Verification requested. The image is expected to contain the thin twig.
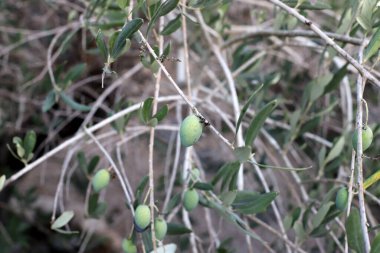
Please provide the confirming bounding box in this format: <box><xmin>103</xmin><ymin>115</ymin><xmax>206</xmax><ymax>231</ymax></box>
<box><xmin>259</xmin><ymin>0</ymin><xmax>380</xmax><ymax>88</ymax></box>
<box><xmin>354</xmin><ymin>42</ymin><xmax>371</xmax><ymax>252</ymax></box>
<box><xmin>223</xmin><ymin>28</ymin><xmax>362</xmax><ymax>48</ymax></box>
<box><xmin>4</xmin><ymin>95</ymin><xmax>182</xmax><ymax>188</ymax></box>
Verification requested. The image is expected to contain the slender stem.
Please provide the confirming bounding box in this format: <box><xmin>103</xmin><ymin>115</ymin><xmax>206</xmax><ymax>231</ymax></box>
<box><xmin>4</xmin><ymin>95</ymin><xmax>182</xmax><ymax>188</ymax></box>
<box><xmin>147</xmin><ymin>15</ymin><xmax>164</xmax><ymax>251</ymax></box>
<box><xmin>354</xmin><ymin>42</ymin><xmax>371</xmax><ymax>252</ymax></box>
<box><xmin>260</xmin><ymin>0</ymin><xmax>380</xmax><ymax>88</ymax></box>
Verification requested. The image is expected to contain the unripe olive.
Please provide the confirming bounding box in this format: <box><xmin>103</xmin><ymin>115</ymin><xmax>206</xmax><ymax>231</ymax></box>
<box><xmin>122</xmin><ymin>238</ymin><xmax>137</xmax><ymax>253</ymax></box>
<box><xmin>154</xmin><ymin>217</ymin><xmax>167</xmax><ymax>241</ymax></box>
<box><xmin>92</xmin><ymin>169</ymin><xmax>110</xmax><ymax>192</ymax></box>
<box><xmin>134</xmin><ymin>204</ymin><xmax>151</xmax><ymax>230</ymax></box>
<box><xmin>183</xmin><ymin>189</ymin><xmax>199</xmax><ymax>211</ymax></box>
<box><xmin>180</xmin><ymin>115</ymin><xmax>203</xmax><ymax>147</ymax></box>
<box><xmin>352</xmin><ymin>126</ymin><xmax>373</xmax><ymax>152</ymax></box>
<box><xmin>335</xmin><ymin>187</ymin><xmax>348</xmax><ymax>211</ymax></box>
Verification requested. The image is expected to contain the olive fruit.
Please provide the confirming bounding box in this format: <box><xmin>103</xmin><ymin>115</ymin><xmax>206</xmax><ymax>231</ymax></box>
<box><xmin>154</xmin><ymin>217</ymin><xmax>168</xmax><ymax>241</ymax></box>
<box><xmin>134</xmin><ymin>204</ymin><xmax>151</xmax><ymax>230</ymax></box>
<box><xmin>183</xmin><ymin>189</ymin><xmax>199</xmax><ymax>211</ymax></box>
<box><xmin>335</xmin><ymin>187</ymin><xmax>348</xmax><ymax>211</ymax></box>
<box><xmin>352</xmin><ymin>126</ymin><xmax>373</xmax><ymax>152</ymax></box>
<box><xmin>122</xmin><ymin>239</ymin><xmax>137</xmax><ymax>253</ymax></box>
<box><xmin>180</xmin><ymin>115</ymin><xmax>203</xmax><ymax>147</ymax></box>
<box><xmin>92</xmin><ymin>169</ymin><xmax>110</xmax><ymax>192</ymax></box>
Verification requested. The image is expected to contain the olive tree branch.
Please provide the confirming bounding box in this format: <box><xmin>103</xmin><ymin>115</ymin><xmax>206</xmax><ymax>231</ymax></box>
<box><xmin>257</xmin><ymin>0</ymin><xmax>380</xmax><ymax>88</ymax></box>
<box><xmin>354</xmin><ymin>42</ymin><xmax>371</xmax><ymax>252</ymax></box>
<box><xmin>223</xmin><ymin>28</ymin><xmax>362</xmax><ymax>48</ymax></box>
<box><xmin>3</xmin><ymin>95</ymin><xmax>182</xmax><ymax>188</ymax></box>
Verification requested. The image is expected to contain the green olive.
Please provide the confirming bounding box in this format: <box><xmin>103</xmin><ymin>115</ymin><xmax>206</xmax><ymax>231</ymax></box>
<box><xmin>122</xmin><ymin>239</ymin><xmax>137</xmax><ymax>253</ymax></box>
<box><xmin>352</xmin><ymin>126</ymin><xmax>373</xmax><ymax>152</ymax></box>
<box><xmin>335</xmin><ymin>187</ymin><xmax>348</xmax><ymax>211</ymax></box>
<box><xmin>183</xmin><ymin>189</ymin><xmax>199</xmax><ymax>211</ymax></box>
<box><xmin>134</xmin><ymin>204</ymin><xmax>151</xmax><ymax>230</ymax></box>
<box><xmin>154</xmin><ymin>217</ymin><xmax>167</xmax><ymax>241</ymax></box>
<box><xmin>180</xmin><ymin>115</ymin><xmax>203</xmax><ymax>147</ymax></box>
<box><xmin>92</xmin><ymin>169</ymin><xmax>110</xmax><ymax>192</ymax></box>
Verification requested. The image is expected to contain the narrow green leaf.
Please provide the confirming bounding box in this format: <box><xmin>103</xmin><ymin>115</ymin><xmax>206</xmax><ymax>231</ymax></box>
<box><xmin>60</xmin><ymin>92</ymin><xmax>91</xmax><ymax>112</ymax></box>
<box><xmin>356</xmin><ymin>0</ymin><xmax>377</xmax><ymax>31</ymax></box>
<box><xmin>220</xmin><ymin>165</ymin><xmax>239</xmax><ymax>192</ymax></box>
<box><xmin>87</xmin><ymin>156</ymin><xmax>100</xmax><ymax>175</ymax></box>
<box><xmin>220</xmin><ymin>191</ymin><xmax>237</xmax><ymax>206</ymax></box>
<box><xmin>233</xmin><ymin>146</ymin><xmax>252</xmax><ymax>163</ymax></box>
<box><xmin>167</xmin><ymin>223</ymin><xmax>192</xmax><ymax>235</ymax></box>
<box><xmin>23</xmin><ymin>130</ymin><xmax>36</xmax><ymax>157</ymax></box>
<box><xmin>147</xmin><ymin>0</ymin><xmax>179</xmax><ymax>36</ymax></box>
<box><xmin>309</xmin><ymin>74</ymin><xmax>333</xmax><ymax>104</ymax></box>
<box><xmin>364</xmin><ymin>28</ymin><xmax>380</xmax><ymax>62</ymax></box>
<box><xmin>193</xmin><ymin>182</ymin><xmax>213</xmax><ymax>191</ymax></box>
<box><xmin>236</xmin><ymin>84</ymin><xmax>264</xmax><ymax>136</ymax></box>
<box><xmin>135</xmin><ymin>175</ymin><xmax>149</xmax><ymax>202</ymax></box>
<box><xmin>110</xmin><ymin>18</ymin><xmax>143</xmax><ymax>60</ymax></box>
<box><xmin>164</xmin><ymin>193</ymin><xmax>181</xmax><ymax>214</ymax></box>
<box><xmin>141</xmin><ymin>97</ymin><xmax>154</xmax><ymax>123</ymax></box>
<box><xmin>244</xmin><ymin>100</ymin><xmax>277</xmax><ymax>147</ymax></box>
<box><xmin>63</xmin><ymin>63</ymin><xmax>87</xmax><ymax>86</ymax></box>
<box><xmin>42</xmin><ymin>90</ymin><xmax>56</xmax><ymax>112</ymax></box>
<box><xmin>232</xmin><ymin>191</ymin><xmax>278</xmax><ymax>214</ymax></box>
<box><xmin>96</xmin><ymin>30</ymin><xmax>108</xmax><ymax>61</ymax></box>
<box><xmin>157</xmin><ymin>0</ymin><xmax>180</xmax><ymax>17</ymax></box>
<box><xmin>148</xmin><ymin>118</ymin><xmax>158</xmax><ymax>127</ymax></box>
<box><xmin>153</xmin><ymin>104</ymin><xmax>168</xmax><ymax>122</ymax></box>
<box><xmin>311</xmin><ymin>201</ymin><xmax>334</xmax><ymax>229</ymax></box>
<box><xmin>283</xmin><ymin>207</ymin><xmax>301</xmax><ymax>230</ymax></box>
<box><xmin>51</xmin><ymin>211</ymin><xmax>74</xmax><ymax>229</ymax></box>
<box><xmin>160</xmin><ymin>14</ymin><xmax>182</xmax><ymax>35</ymax></box>
<box><xmin>371</xmin><ymin>233</ymin><xmax>380</xmax><ymax>253</ymax></box>
<box><xmin>77</xmin><ymin>152</ymin><xmax>87</xmax><ymax>172</ymax></box>
<box><xmin>346</xmin><ymin>207</ymin><xmax>365</xmax><ymax>253</ymax></box>
<box><xmin>211</xmin><ymin>162</ymin><xmax>240</xmax><ymax>186</ymax></box>
<box><xmin>15</xmin><ymin>143</ymin><xmax>25</xmax><ymax>158</ymax></box>
<box><xmin>324</xmin><ymin>136</ymin><xmax>345</xmax><ymax>165</ymax></box>
<box><xmin>0</xmin><ymin>175</ymin><xmax>6</xmax><ymax>192</ymax></box>
<box><xmin>88</xmin><ymin>193</ymin><xmax>100</xmax><ymax>217</ymax></box>
<box><xmin>161</xmin><ymin>42</ymin><xmax>171</xmax><ymax>61</ymax></box>
<box><xmin>323</xmin><ymin>63</ymin><xmax>348</xmax><ymax>95</ymax></box>
<box><xmin>364</xmin><ymin>170</ymin><xmax>380</xmax><ymax>190</ymax></box>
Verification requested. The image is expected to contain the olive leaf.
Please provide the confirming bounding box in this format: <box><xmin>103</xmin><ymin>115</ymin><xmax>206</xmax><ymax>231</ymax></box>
<box><xmin>160</xmin><ymin>14</ymin><xmax>182</xmax><ymax>35</ymax></box>
<box><xmin>164</xmin><ymin>193</ymin><xmax>181</xmax><ymax>214</ymax></box>
<box><xmin>245</xmin><ymin>99</ymin><xmax>277</xmax><ymax>147</ymax></box>
<box><xmin>364</xmin><ymin>28</ymin><xmax>380</xmax><ymax>62</ymax></box>
<box><xmin>236</xmin><ymin>84</ymin><xmax>263</xmax><ymax>136</ymax></box>
<box><xmin>51</xmin><ymin>211</ymin><xmax>74</xmax><ymax>230</ymax></box>
<box><xmin>42</xmin><ymin>90</ymin><xmax>56</xmax><ymax>112</ymax></box>
<box><xmin>167</xmin><ymin>223</ymin><xmax>192</xmax><ymax>235</ymax></box>
<box><xmin>60</xmin><ymin>92</ymin><xmax>91</xmax><ymax>112</ymax></box>
<box><xmin>110</xmin><ymin>18</ymin><xmax>143</xmax><ymax>60</ymax></box>
<box><xmin>346</xmin><ymin>207</ymin><xmax>365</xmax><ymax>253</ymax></box>
<box><xmin>96</xmin><ymin>30</ymin><xmax>108</xmax><ymax>61</ymax></box>
<box><xmin>231</xmin><ymin>191</ymin><xmax>278</xmax><ymax>214</ymax></box>
<box><xmin>147</xmin><ymin>0</ymin><xmax>180</xmax><ymax>35</ymax></box>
